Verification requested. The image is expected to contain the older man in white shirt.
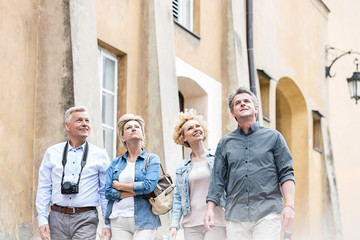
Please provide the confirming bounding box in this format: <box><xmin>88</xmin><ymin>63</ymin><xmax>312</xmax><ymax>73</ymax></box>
<box><xmin>36</xmin><ymin>106</ymin><xmax>111</xmax><ymax>240</ymax></box>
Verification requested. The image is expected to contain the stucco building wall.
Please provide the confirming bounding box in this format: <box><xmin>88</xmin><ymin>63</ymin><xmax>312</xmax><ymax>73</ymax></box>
<box><xmin>326</xmin><ymin>0</ymin><xmax>360</xmax><ymax>239</ymax></box>
<box><xmin>253</xmin><ymin>0</ymin><xmax>340</xmax><ymax>239</ymax></box>
<box><xmin>0</xmin><ymin>0</ymin><xmax>38</xmax><ymax>238</ymax></box>
<box><xmin>0</xmin><ymin>0</ymin><xmax>346</xmax><ymax>239</ymax></box>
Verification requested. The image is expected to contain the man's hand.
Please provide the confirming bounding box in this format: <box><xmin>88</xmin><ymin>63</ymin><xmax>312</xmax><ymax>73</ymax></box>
<box><xmin>170</xmin><ymin>227</ymin><xmax>177</xmax><ymax>239</ymax></box>
<box><xmin>101</xmin><ymin>228</ymin><xmax>112</xmax><ymax>240</ymax></box>
<box><xmin>281</xmin><ymin>180</ymin><xmax>295</xmax><ymax>228</ymax></box>
<box><xmin>281</xmin><ymin>205</ymin><xmax>295</xmax><ymax>228</ymax></box>
<box><xmin>39</xmin><ymin>224</ymin><xmax>50</xmax><ymax>240</ymax></box>
<box><xmin>204</xmin><ymin>201</ymin><xmax>216</xmax><ymax>231</ymax></box>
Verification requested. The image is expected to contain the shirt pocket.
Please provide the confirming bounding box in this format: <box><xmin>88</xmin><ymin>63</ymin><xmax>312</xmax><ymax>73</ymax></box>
<box><xmin>134</xmin><ymin>167</ymin><xmax>147</xmax><ymax>182</ymax></box>
<box><xmin>175</xmin><ymin>168</ymin><xmax>187</xmax><ymax>190</ymax></box>
<box><xmin>176</xmin><ymin>167</ymin><xmax>187</xmax><ymax>178</ymax></box>
<box><xmin>112</xmin><ymin>165</ymin><xmax>124</xmax><ymax>179</ymax></box>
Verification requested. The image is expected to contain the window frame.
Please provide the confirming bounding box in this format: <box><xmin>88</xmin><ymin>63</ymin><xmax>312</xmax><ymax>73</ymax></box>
<box><xmin>98</xmin><ymin>47</ymin><xmax>118</xmax><ymax>159</ymax></box>
<box><xmin>312</xmin><ymin>110</ymin><xmax>324</xmax><ymax>153</ymax></box>
<box><xmin>173</xmin><ymin>0</ymin><xmax>194</xmax><ymax>32</ymax></box>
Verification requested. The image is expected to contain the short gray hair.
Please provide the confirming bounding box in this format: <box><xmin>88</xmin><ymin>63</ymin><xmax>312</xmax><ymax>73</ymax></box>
<box><xmin>117</xmin><ymin>113</ymin><xmax>146</xmax><ymax>149</ymax></box>
<box><xmin>64</xmin><ymin>106</ymin><xmax>89</xmax><ymax>123</ymax></box>
<box><xmin>228</xmin><ymin>87</ymin><xmax>258</xmax><ymax>111</ymax></box>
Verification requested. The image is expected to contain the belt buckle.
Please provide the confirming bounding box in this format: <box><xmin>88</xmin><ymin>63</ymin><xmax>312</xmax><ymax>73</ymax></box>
<box><xmin>71</xmin><ymin>207</ymin><xmax>76</xmax><ymax>214</ymax></box>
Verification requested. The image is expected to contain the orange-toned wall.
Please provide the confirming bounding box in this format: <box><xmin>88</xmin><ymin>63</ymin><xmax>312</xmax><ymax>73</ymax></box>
<box><xmin>0</xmin><ymin>0</ymin><xmax>38</xmax><ymax>238</ymax></box>
<box><xmin>95</xmin><ymin>0</ymin><xmax>142</xmax><ymax>113</ymax></box>
<box><xmin>253</xmin><ymin>0</ymin><xmax>331</xmax><ymax>238</ymax></box>
<box><xmin>254</xmin><ymin>0</ymin><xmax>329</xmax><ymax>110</ymax></box>
<box><xmin>174</xmin><ymin>1</ymin><xmax>223</xmax><ymax>83</ymax></box>
<box><xmin>326</xmin><ymin>0</ymin><xmax>360</xmax><ymax>239</ymax></box>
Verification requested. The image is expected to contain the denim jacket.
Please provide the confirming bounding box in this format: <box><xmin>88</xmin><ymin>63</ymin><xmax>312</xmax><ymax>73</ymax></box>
<box><xmin>104</xmin><ymin>150</ymin><xmax>161</xmax><ymax>229</ymax></box>
<box><xmin>169</xmin><ymin>153</ymin><xmax>226</xmax><ymax>230</ymax></box>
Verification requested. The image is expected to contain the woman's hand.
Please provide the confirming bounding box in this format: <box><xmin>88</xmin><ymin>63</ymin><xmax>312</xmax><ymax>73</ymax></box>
<box><xmin>112</xmin><ymin>180</ymin><xmax>121</xmax><ymax>190</ymax></box>
<box><xmin>113</xmin><ymin>180</ymin><xmax>135</xmax><ymax>198</ymax></box>
<box><xmin>170</xmin><ymin>227</ymin><xmax>177</xmax><ymax>239</ymax></box>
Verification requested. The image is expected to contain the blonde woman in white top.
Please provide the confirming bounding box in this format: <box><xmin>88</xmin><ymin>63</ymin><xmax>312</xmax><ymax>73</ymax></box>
<box><xmin>105</xmin><ymin>114</ymin><xmax>161</xmax><ymax>239</ymax></box>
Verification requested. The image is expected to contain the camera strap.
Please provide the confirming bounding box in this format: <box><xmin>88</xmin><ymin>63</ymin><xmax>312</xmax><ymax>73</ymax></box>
<box><xmin>60</xmin><ymin>141</ymin><xmax>89</xmax><ymax>187</ymax></box>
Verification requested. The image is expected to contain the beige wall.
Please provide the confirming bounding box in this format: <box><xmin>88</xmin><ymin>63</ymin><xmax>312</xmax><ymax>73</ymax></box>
<box><xmin>34</xmin><ymin>1</ymin><xmax>80</xmax><ymax>239</ymax></box>
<box><xmin>0</xmin><ymin>0</ymin><xmax>82</xmax><ymax>238</ymax></box>
<box><xmin>253</xmin><ymin>0</ymin><xmax>333</xmax><ymax>239</ymax></box>
<box><xmin>0</xmin><ymin>0</ymin><xmax>38</xmax><ymax>237</ymax></box>
<box><xmin>326</xmin><ymin>0</ymin><xmax>360</xmax><ymax>239</ymax></box>
<box><xmin>254</xmin><ymin>0</ymin><xmax>329</xmax><ymax>109</ymax></box>
<box><xmin>95</xmin><ymin>0</ymin><xmax>142</xmax><ymax>113</ymax></box>
<box><xmin>174</xmin><ymin>1</ymin><xmax>223</xmax><ymax>82</ymax></box>
<box><xmin>1</xmin><ymin>0</ymin><xmax>350</xmax><ymax>239</ymax></box>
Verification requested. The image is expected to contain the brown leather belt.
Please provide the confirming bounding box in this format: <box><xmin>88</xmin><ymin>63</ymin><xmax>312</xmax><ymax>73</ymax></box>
<box><xmin>51</xmin><ymin>204</ymin><xmax>96</xmax><ymax>214</ymax></box>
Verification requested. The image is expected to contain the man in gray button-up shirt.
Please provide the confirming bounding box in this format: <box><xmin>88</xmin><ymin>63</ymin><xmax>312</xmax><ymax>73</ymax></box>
<box><xmin>204</xmin><ymin>87</ymin><xmax>295</xmax><ymax>240</ymax></box>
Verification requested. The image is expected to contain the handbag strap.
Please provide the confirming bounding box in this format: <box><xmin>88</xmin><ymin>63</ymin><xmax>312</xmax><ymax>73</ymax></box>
<box><xmin>145</xmin><ymin>153</ymin><xmax>167</xmax><ymax>176</ymax></box>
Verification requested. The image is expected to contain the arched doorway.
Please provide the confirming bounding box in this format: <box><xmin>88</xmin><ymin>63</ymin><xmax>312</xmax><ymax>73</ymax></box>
<box><xmin>175</xmin><ymin>58</ymin><xmax>222</xmax><ymax>153</ymax></box>
<box><xmin>276</xmin><ymin>77</ymin><xmax>308</xmax><ymax>237</ymax></box>
<box><xmin>178</xmin><ymin>76</ymin><xmax>208</xmax><ymax>119</ymax></box>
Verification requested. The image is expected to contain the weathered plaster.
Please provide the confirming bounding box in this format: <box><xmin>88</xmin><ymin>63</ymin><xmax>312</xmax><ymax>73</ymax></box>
<box><xmin>69</xmin><ymin>0</ymin><xmax>103</xmax><ymax>147</ymax></box>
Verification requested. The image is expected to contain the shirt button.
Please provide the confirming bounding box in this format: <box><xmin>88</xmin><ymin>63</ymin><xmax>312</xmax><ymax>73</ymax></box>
<box><xmin>245</xmin><ymin>147</ymin><xmax>248</xmax><ymax>149</ymax></box>
<box><xmin>246</xmin><ymin>190</ymin><xmax>248</xmax><ymax>192</ymax></box>
<box><xmin>245</xmin><ymin>161</ymin><xmax>248</xmax><ymax>163</ymax></box>
<box><xmin>245</xmin><ymin>175</ymin><xmax>248</xmax><ymax>177</ymax></box>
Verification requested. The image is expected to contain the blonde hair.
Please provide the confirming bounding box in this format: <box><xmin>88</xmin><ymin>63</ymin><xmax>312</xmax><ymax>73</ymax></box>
<box><xmin>173</xmin><ymin>109</ymin><xmax>208</xmax><ymax>148</ymax></box>
<box><xmin>117</xmin><ymin>113</ymin><xmax>145</xmax><ymax>149</ymax></box>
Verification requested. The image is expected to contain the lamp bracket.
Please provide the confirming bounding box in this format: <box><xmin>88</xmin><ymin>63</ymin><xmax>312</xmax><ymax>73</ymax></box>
<box><xmin>326</xmin><ymin>46</ymin><xmax>360</xmax><ymax>78</ymax></box>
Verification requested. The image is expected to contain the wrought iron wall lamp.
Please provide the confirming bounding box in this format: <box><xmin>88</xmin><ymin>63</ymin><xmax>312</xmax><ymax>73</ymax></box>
<box><xmin>326</xmin><ymin>46</ymin><xmax>360</xmax><ymax>104</ymax></box>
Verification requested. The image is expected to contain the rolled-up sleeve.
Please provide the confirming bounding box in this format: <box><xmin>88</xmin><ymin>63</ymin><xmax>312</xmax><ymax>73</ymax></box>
<box><xmin>133</xmin><ymin>154</ymin><xmax>160</xmax><ymax>195</ymax></box>
<box><xmin>97</xmin><ymin>151</ymin><xmax>110</xmax><ymax>228</ymax></box>
<box><xmin>274</xmin><ymin>134</ymin><xmax>295</xmax><ymax>185</ymax></box>
<box><xmin>169</xmin><ymin>172</ymin><xmax>183</xmax><ymax>230</ymax></box>
<box><xmin>206</xmin><ymin>140</ymin><xmax>227</xmax><ymax>206</ymax></box>
<box><xmin>105</xmin><ymin>161</ymin><xmax>121</xmax><ymax>201</ymax></box>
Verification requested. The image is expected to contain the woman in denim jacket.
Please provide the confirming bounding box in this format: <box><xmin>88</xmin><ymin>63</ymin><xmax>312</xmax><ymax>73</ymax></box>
<box><xmin>169</xmin><ymin>109</ymin><xmax>226</xmax><ymax>240</ymax></box>
<box><xmin>105</xmin><ymin>114</ymin><xmax>161</xmax><ymax>240</ymax></box>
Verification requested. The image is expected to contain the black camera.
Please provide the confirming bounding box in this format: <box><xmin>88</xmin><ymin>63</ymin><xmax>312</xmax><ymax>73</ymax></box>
<box><xmin>60</xmin><ymin>142</ymin><xmax>88</xmax><ymax>195</ymax></box>
<box><xmin>61</xmin><ymin>181</ymin><xmax>79</xmax><ymax>194</ymax></box>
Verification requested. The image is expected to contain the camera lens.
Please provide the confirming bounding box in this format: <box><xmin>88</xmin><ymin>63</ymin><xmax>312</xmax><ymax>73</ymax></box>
<box><xmin>62</xmin><ymin>181</ymin><xmax>72</xmax><ymax>190</ymax></box>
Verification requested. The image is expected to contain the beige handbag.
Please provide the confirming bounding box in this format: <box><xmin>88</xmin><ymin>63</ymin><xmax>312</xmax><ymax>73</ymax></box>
<box><xmin>145</xmin><ymin>154</ymin><xmax>175</xmax><ymax>215</ymax></box>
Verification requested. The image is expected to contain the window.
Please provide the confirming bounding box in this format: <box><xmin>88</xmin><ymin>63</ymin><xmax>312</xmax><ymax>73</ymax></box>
<box><xmin>178</xmin><ymin>91</ymin><xmax>184</xmax><ymax>112</ymax></box>
<box><xmin>173</xmin><ymin>0</ymin><xmax>194</xmax><ymax>31</ymax></box>
<box><xmin>98</xmin><ymin>48</ymin><xmax>118</xmax><ymax>159</ymax></box>
<box><xmin>312</xmin><ymin>110</ymin><xmax>324</xmax><ymax>153</ymax></box>
<box><xmin>258</xmin><ymin>69</ymin><xmax>271</xmax><ymax>122</ymax></box>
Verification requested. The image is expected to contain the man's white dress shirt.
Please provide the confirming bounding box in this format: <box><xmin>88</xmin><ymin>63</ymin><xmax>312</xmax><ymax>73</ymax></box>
<box><xmin>36</xmin><ymin>141</ymin><xmax>110</xmax><ymax>227</ymax></box>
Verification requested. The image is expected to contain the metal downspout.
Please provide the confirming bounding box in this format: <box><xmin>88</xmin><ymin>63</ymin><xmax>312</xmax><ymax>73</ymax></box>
<box><xmin>246</xmin><ymin>0</ymin><xmax>257</xmax><ymax>96</ymax></box>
